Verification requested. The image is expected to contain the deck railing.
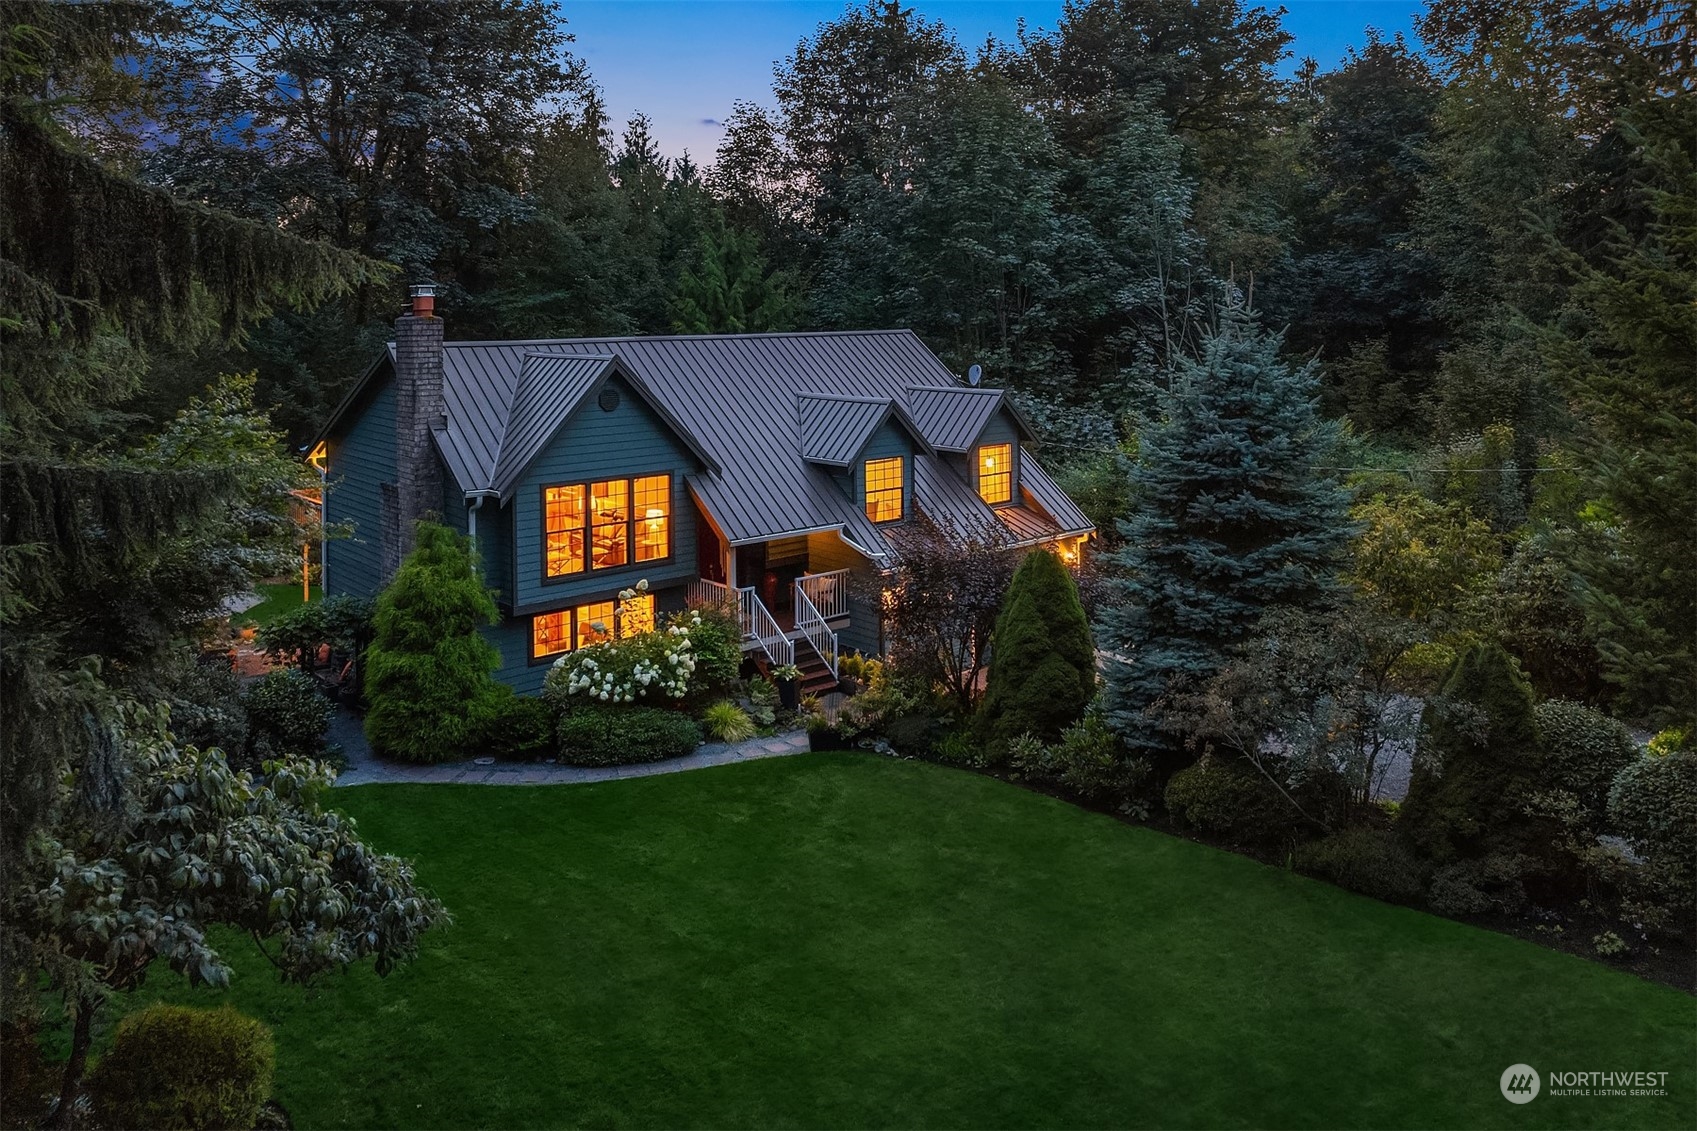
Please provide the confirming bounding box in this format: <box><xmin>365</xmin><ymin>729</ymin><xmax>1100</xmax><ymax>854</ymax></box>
<box><xmin>737</xmin><ymin>586</ymin><xmax>793</xmax><ymax>667</ymax></box>
<box><xmin>792</xmin><ymin>583</ymin><xmax>838</xmax><ymax>677</ymax></box>
<box><xmin>796</xmin><ymin>568</ymin><xmax>850</xmax><ymax>621</ymax></box>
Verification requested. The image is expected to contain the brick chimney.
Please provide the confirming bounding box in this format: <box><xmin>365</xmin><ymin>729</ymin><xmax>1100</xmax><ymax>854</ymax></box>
<box><xmin>392</xmin><ymin>282</ymin><xmax>444</xmax><ymax>565</ymax></box>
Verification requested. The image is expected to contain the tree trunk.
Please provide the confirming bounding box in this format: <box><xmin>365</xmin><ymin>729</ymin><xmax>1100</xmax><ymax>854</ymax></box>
<box><xmin>48</xmin><ymin>996</ymin><xmax>97</xmax><ymax>1129</ymax></box>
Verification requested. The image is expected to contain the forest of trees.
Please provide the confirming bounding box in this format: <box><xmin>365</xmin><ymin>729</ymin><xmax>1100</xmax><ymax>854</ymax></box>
<box><xmin>46</xmin><ymin>0</ymin><xmax>1683</xmax><ymax>733</ymax></box>
<box><xmin>1</xmin><ymin>0</ymin><xmax>1691</xmax><ymax>1110</ymax></box>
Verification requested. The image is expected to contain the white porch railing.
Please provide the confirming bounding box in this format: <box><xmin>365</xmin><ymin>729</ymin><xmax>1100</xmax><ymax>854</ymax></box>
<box><xmin>738</xmin><ymin>586</ymin><xmax>793</xmax><ymax>667</ymax></box>
<box><xmin>796</xmin><ymin>568</ymin><xmax>850</xmax><ymax>620</ymax></box>
<box><xmin>687</xmin><ymin>577</ymin><xmax>793</xmax><ymax>666</ymax></box>
<box><xmin>793</xmin><ymin>583</ymin><xmax>838</xmax><ymax>677</ymax></box>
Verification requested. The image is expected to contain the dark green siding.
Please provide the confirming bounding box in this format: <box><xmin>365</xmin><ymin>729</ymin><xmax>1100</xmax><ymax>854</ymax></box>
<box><xmin>857</xmin><ymin>420</ymin><xmax>914</xmax><ymax>522</ymax></box>
<box><xmin>509</xmin><ymin>374</ymin><xmax>701</xmax><ymax>612</ymax></box>
<box><xmin>324</xmin><ymin>376</ymin><xmax>396</xmax><ymax>600</ymax></box>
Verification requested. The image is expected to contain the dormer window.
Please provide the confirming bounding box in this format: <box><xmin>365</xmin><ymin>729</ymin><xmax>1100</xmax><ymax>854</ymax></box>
<box><xmin>977</xmin><ymin>443</ymin><xmax>1012</xmax><ymax>505</ymax></box>
<box><xmin>864</xmin><ymin>456</ymin><xmax>904</xmax><ymax>523</ymax></box>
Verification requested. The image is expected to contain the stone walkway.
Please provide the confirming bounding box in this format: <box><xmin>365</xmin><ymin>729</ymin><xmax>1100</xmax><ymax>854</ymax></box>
<box><xmin>329</xmin><ymin>705</ymin><xmax>813</xmax><ymax>787</ymax></box>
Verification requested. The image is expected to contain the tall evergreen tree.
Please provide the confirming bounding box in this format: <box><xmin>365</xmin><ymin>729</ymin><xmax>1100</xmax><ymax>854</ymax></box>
<box><xmin>979</xmin><ymin>549</ymin><xmax>1096</xmax><ymax>747</ymax></box>
<box><xmin>671</xmin><ymin>219</ymin><xmax>801</xmax><ymax>334</ymax></box>
<box><xmin>1098</xmin><ymin>308</ymin><xmax>1351</xmax><ymax>760</ymax></box>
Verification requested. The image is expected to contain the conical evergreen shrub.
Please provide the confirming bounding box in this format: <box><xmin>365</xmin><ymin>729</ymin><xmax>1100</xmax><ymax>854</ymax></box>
<box><xmin>364</xmin><ymin>522</ymin><xmax>502</xmax><ymax>762</ymax></box>
<box><xmin>978</xmin><ymin>548</ymin><xmax>1094</xmax><ymax>747</ymax></box>
<box><xmin>1400</xmin><ymin>642</ymin><xmax>1545</xmax><ymax>864</ymax></box>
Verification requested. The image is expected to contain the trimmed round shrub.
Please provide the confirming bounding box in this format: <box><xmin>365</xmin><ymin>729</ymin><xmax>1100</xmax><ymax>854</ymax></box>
<box><xmin>241</xmin><ymin>668</ymin><xmax>330</xmax><ymax>761</ymax></box>
<box><xmin>1534</xmin><ymin>699</ymin><xmax>1638</xmax><ymax>823</ymax></box>
<box><xmin>979</xmin><ymin>548</ymin><xmax>1094</xmax><ymax>747</ymax></box>
<box><xmin>557</xmin><ymin>704</ymin><xmax>703</xmax><ymax>766</ymax></box>
<box><xmin>1164</xmin><ymin>757</ymin><xmax>1303</xmax><ymax>848</ymax></box>
<box><xmin>1294</xmin><ymin>827</ymin><xmax>1425</xmax><ymax>903</ymax></box>
<box><xmin>88</xmin><ymin>1004</ymin><xmax>274</xmax><ymax>1131</ymax></box>
<box><xmin>1608</xmin><ymin>751</ymin><xmax>1697</xmax><ymax>873</ymax></box>
<box><xmin>469</xmin><ymin>688</ymin><xmax>556</xmax><ymax>761</ymax></box>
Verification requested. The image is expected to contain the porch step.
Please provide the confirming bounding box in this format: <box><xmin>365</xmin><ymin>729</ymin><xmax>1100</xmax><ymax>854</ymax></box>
<box><xmin>793</xmin><ymin>639</ymin><xmax>839</xmax><ymax>698</ymax></box>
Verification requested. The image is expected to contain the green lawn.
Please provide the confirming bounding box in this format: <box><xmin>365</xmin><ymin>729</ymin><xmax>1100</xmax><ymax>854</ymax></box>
<box><xmin>151</xmin><ymin>755</ymin><xmax>1692</xmax><ymax>1129</ymax></box>
<box><xmin>239</xmin><ymin>581</ymin><xmax>320</xmax><ymax>627</ymax></box>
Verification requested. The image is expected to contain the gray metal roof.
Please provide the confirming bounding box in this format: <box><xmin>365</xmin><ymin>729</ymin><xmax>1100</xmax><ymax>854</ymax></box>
<box><xmin>906</xmin><ymin>386</ymin><xmax>1004</xmax><ymax>452</ymax></box>
<box><xmin>337</xmin><ymin>329</ymin><xmax>1093</xmax><ymax>558</ymax></box>
<box><xmin>798</xmin><ymin>393</ymin><xmax>892</xmax><ymax>467</ymax></box>
<box><xmin>488</xmin><ymin>354</ymin><xmax>616</xmax><ymax>496</ymax></box>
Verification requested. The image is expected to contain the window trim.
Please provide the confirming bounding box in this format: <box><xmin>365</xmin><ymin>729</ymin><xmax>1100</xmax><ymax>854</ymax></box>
<box><xmin>537</xmin><ymin>472</ymin><xmax>674</xmax><ymax>587</ymax></box>
<box><xmin>975</xmin><ymin>442</ymin><xmax>1013</xmax><ymax>507</ymax></box>
<box><xmin>528</xmin><ymin>592</ymin><xmax>659</xmax><ymax>664</ymax></box>
<box><xmin>863</xmin><ymin>455</ymin><xmax>905</xmax><ymax>524</ymax></box>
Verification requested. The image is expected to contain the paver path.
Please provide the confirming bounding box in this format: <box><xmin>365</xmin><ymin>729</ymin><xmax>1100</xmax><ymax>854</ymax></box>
<box><xmin>329</xmin><ymin>705</ymin><xmax>812</xmax><ymax>787</ymax></box>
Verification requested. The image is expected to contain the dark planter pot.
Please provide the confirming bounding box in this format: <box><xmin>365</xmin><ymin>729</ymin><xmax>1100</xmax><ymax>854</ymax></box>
<box><xmin>808</xmin><ymin>727</ymin><xmax>846</xmax><ymax>752</ymax></box>
<box><xmin>838</xmin><ymin>677</ymin><xmax>861</xmax><ymax>697</ymax></box>
<box><xmin>777</xmin><ymin>678</ymin><xmax>799</xmax><ymax>710</ymax></box>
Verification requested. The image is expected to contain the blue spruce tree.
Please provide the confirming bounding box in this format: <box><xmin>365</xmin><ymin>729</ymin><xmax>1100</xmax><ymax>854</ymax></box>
<box><xmin>1099</xmin><ymin>307</ymin><xmax>1351</xmax><ymax>761</ymax></box>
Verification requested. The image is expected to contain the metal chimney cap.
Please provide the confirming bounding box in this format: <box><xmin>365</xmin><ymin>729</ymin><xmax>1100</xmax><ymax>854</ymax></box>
<box><xmin>409</xmin><ymin>282</ymin><xmax>438</xmax><ymax>298</ymax></box>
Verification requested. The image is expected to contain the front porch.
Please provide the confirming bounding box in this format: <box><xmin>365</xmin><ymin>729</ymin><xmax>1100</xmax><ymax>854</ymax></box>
<box><xmin>686</xmin><ymin>567</ymin><xmax>853</xmax><ymax>691</ymax></box>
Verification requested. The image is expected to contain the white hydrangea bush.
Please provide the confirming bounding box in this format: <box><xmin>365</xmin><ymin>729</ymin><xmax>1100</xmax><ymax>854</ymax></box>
<box><xmin>542</xmin><ymin>585</ymin><xmax>706</xmax><ymax>706</ymax></box>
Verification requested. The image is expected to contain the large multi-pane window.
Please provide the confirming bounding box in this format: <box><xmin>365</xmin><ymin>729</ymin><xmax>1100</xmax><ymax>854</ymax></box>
<box><xmin>864</xmin><ymin>456</ymin><xmax>904</xmax><ymax>523</ymax></box>
<box><xmin>543</xmin><ymin>475</ymin><xmax>671</xmax><ymax>579</ymax></box>
<box><xmin>976</xmin><ymin>443</ymin><xmax>1012</xmax><ymax>505</ymax></box>
<box><xmin>530</xmin><ymin>593</ymin><xmax>658</xmax><ymax>660</ymax></box>
<box><xmin>544</xmin><ymin>485</ymin><xmax>586</xmax><ymax>577</ymax></box>
<box><xmin>634</xmin><ymin>474</ymin><xmax>670</xmax><ymax>561</ymax></box>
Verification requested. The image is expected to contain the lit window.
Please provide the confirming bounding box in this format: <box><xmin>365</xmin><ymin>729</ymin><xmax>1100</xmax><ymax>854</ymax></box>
<box><xmin>591</xmin><ymin>480</ymin><xmax>628</xmax><ymax>569</ymax></box>
<box><xmin>544</xmin><ymin>485</ymin><xmax>586</xmax><ymax>577</ymax></box>
<box><xmin>977</xmin><ymin>443</ymin><xmax>1012</xmax><ymax>505</ymax></box>
<box><xmin>634</xmin><ymin>475</ymin><xmax>671</xmax><ymax>561</ymax></box>
<box><xmin>532</xmin><ymin>611</ymin><xmax>571</xmax><ymax>658</ymax></box>
<box><xmin>864</xmin><ymin>456</ymin><xmax>904</xmax><ymax>523</ymax></box>
<box><xmin>618</xmin><ymin>593</ymin><xmax>656</xmax><ymax>637</ymax></box>
<box><xmin>577</xmin><ymin>601</ymin><xmax>616</xmax><ymax>649</ymax></box>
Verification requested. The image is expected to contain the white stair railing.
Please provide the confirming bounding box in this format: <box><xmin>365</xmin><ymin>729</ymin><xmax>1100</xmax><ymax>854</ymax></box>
<box><xmin>687</xmin><ymin>577</ymin><xmax>735</xmax><ymax>611</ymax></box>
<box><xmin>736</xmin><ymin>585</ymin><xmax>793</xmax><ymax>667</ymax></box>
<box><xmin>796</xmin><ymin>568</ymin><xmax>850</xmax><ymax>620</ymax></box>
<box><xmin>792</xmin><ymin>582</ymin><xmax>838</xmax><ymax>677</ymax></box>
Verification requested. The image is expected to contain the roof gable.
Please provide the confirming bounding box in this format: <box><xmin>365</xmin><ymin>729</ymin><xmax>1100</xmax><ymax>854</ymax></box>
<box><xmin>904</xmin><ymin>385</ymin><xmax>1035</xmax><ymax>452</ymax></box>
<box><xmin>797</xmin><ymin>393</ymin><xmax>931</xmax><ymax>468</ymax></box>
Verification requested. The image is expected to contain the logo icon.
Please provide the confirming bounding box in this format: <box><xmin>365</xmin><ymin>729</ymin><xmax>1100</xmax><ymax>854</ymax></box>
<box><xmin>1501</xmin><ymin>1064</ymin><xmax>1541</xmax><ymax>1104</ymax></box>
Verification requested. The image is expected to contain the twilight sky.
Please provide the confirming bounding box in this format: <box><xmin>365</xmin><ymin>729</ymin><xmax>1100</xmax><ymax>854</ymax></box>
<box><xmin>559</xmin><ymin>0</ymin><xmax>1427</xmax><ymax>161</ymax></box>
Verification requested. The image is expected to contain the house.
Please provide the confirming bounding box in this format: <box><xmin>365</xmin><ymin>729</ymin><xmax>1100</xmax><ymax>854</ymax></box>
<box><xmin>315</xmin><ymin>285</ymin><xmax>1095</xmax><ymax>695</ymax></box>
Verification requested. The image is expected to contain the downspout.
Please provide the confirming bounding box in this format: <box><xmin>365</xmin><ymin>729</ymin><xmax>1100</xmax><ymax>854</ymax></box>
<box><xmin>465</xmin><ymin>490</ymin><xmax>499</xmax><ymax>572</ymax></box>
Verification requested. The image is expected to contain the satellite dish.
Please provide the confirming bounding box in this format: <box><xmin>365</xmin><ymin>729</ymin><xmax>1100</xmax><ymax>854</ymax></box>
<box><xmin>966</xmin><ymin>364</ymin><xmax>982</xmax><ymax>387</ymax></box>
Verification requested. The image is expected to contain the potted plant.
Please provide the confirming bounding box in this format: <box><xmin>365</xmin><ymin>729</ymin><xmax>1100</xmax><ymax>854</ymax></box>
<box><xmin>771</xmin><ymin>663</ymin><xmax>801</xmax><ymax>710</ymax></box>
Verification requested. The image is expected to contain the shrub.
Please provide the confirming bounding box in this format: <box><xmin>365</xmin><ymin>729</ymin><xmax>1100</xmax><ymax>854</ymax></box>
<box><xmin>1049</xmin><ymin>714</ymin><xmax>1149</xmax><ymax>803</ymax></box>
<box><xmin>1647</xmin><ymin>725</ymin><xmax>1693</xmax><ymax>758</ymax></box>
<box><xmin>1400</xmin><ymin>643</ymin><xmax>1546</xmax><ymax>865</ymax></box>
<box><xmin>1294</xmin><ymin>827</ymin><xmax>1425</xmax><ymax>903</ymax></box>
<box><xmin>682</xmin><ymin>604</ymin><xmax>742</xmax><ymax>695</ymax></box>
<box><xmin>932</xmin><ymin>727</ymin><xmax>984</xmax><ymax>767</ymax></box>
<box><xmin>87</xmin><ymin>1004</ymin><xmax>275</xmax><ymax>1131</ymax></box>
<box><xmin>256</xmin><ymin>593</ymin><xmax>372</xmax><ymax>672</ymax></box>
<box><xmin>1608</xmin><ymin>751</ymin><xmax>1697</xmax><ymax>884</ymax></box>
<box><xmin>1164</xmin><ymin>757</ymin><xmax>1303</xmax><ymax>848</ymax></box>
<box><xmin>364</xmin><ymin>523</ymin><xmax>502</xmax><ymax>762</ymax></box>
<box><xmin>1534</xmin><ymin>699</ymin><xmax>1638</xmax><ymax>823</ymax></box>
<box><xmin>241</xmin><ymin>668</ymin><xmax>330</xmax><ymax>762</ymax></box>
<box><xmin>468</xmin><ymin>688</ymin><xmax>555</xmax><ymax>761</ymax></box>
<box><xmin>979</xmin><ymin>548</ymin><xmax>1094</xmax><ymax>747</ymax></box>
<box><xmin>165</xmin><ymin>653</ymin><xmax>248</xmax><ymax>754</ymax></box>
<box><xmin>556</xmin><ymin>704</ymin><xmax>702</xmax><ymax>766</ymax></box>
<box><xmin>702</xmin><ymin>700</ymin><xmax>756</xmax><ymax>743</ymax></box>
<box><xmin>544</xmin><ymin>601</ymin><xmax>699</xmax><ymax>706</ymax></box>
<box><xmin>1426</xmin><ymin>853</ymin><xmax>1529</xmax><ymax>917</ymax></box>
<box><xmin>884</xmin><ymin>711</ymin><xmax>943</xmax><ymax>754</ymax></box>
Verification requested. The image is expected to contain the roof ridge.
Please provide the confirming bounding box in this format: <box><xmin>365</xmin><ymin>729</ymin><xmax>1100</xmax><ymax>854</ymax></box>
<box><xmin>436</xmin><ymin>328</ymin><xmax>922</xmax><ymax>348</ymax></box>
<box><xmin>796</xmin><ymin>390</ymin><xmax>893</xmax><ymax>405</ymax></box>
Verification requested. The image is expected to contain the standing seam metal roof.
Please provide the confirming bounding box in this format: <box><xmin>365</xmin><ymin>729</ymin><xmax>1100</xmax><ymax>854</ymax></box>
<box><xmin>351</xmin><ymin>330</ymin><xmax>1092</xmax><ymax>559</ymax></box>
